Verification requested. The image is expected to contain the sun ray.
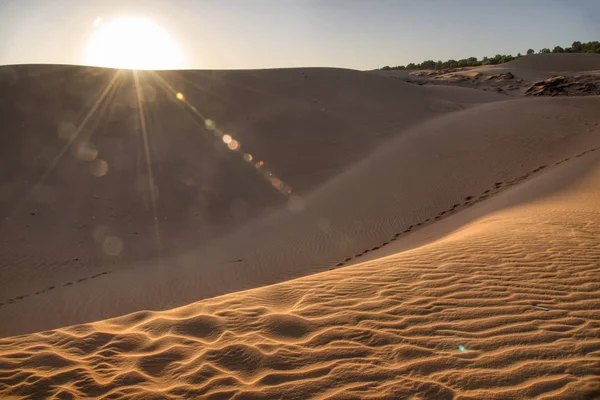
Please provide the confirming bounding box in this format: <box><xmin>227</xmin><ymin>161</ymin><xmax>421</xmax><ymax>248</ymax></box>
<box><xmin>0</xmin><ymin>70</ymin><xmax>122</xmax><ymax>229</ymax></box>
<box><xmin>75</xmin><ymin>70</ymin><xmax>124</xmax><ymax>143</ymax></box>
<box><xmin>134</xmin><ymin>71</ymin><xmax>162</xmax><ymax>253</ymax></box>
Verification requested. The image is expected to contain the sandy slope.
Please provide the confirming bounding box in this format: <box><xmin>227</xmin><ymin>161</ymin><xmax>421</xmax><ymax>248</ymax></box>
<box><xmin>1</xmin><ymin>55</ymin><xmax>600</xmax><ymax>398</ymax></box>
<box><xmin>1</xmin><ymin>132</ymin><xmax>599</xmax><ymax>399</ymax></box>
<box><xmin>500</xmin><ymin>53</ymin><xmax>600</xmax><ymax>73</ymax></box>
<box><xmin>0</xmin><ymin>64</ymin><xmax>519</xmax><ymax>335</ymax></box>
<box><xmin>463</xmin><ymin>54</ymin><xmax>600</xmax><ymax>89</ymax></box>
<box><xmin>1</xmin><ymin>92</ymin><xmax>599</xmax><ymax>336</ymax></box>
<box><xmin>0</xmin><ymin>65</ymin><xmax>458</xmax><ymax>332</ymax></box>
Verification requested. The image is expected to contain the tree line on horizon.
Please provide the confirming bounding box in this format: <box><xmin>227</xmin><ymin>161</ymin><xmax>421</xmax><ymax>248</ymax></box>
<box><xmin>380</xmin><ymin>40</ymin><xmax>600</xmax><ymax>71</ymax></box>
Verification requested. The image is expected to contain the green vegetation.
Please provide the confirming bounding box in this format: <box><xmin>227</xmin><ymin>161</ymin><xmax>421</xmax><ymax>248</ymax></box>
<box><xmin>380</xmin><ymin>40</ymin><xmax>600</xmax><ymax>71</ymax></box>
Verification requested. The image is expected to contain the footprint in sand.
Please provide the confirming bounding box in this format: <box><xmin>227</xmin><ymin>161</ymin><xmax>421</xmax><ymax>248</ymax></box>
<box><xmin>89</xmin><ymin>271</ymin><xmax>111</xmax><ymax>279</ymax></box>
<box><xmin>10</xmin><ymin>271</ymin><xmax>115</xmax><ymax>304</ymax></box>
<box><xmin>331</xmin><ymin>146</ymin><xmax>600</xmax><ymax>277</ymax></box>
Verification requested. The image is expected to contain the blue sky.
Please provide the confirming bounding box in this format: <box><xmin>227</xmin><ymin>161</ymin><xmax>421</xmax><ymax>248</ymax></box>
<box><xmin>0</xmin><ymin>0</ymin><xmax>598</xmax><ymax>70</ymax></box>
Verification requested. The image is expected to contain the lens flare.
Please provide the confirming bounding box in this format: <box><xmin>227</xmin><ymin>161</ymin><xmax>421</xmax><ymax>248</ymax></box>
<box><xmin>205</xmin><ymin>119</ymin><xmax>216</xmax><ymax>130</ymax></box>
<box><xmin>90</xmin><ymin>159</ymin><xmax>109</xmax><ymax>177</ymax></box>
<box><xmin>148</xmin><ymin>71</ymin><xmax>294</xmax><ymax>198</ymax></box>
<box><xmin>227</xmin><ymin>140</ymin><xmax>239</xmax><ymax>150</ymax></box>
<box><xmin>57</xmin><ymin>122</ymin><xmax>76</xmax><ymax>140</ymax></box>
<box><xmin>102</xmin><ymin>236</ymin><xmax>123</xmax><ymax>256</ymax></box>
<box><xmin>76</xmin><ymin>142</ymin><xmax>98</xmax><ymax>161</ymax></box>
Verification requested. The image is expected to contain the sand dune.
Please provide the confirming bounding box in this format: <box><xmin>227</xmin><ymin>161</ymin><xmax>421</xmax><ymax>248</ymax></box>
<box><xmin>2</xmin><ymin>89</ymin><xmax>599</xmax><ymax>336</ymax></box>
<box><xmin>0</xmin><ymin>65</ymin><xmax>456</xmax><ymax>332</ymax></box>
<box><xmin>501</xmin><ymin>53</ymin><xmax>600</xmax><ymax>72</ymax></box>
<box><xmin>1</xmin><ymin>54</ymin><xmax>600</xmax><ymax>399</ymax></box>
<box><xmin>378</xmin><ymin>54</ymin><xmax>600</xmax><ymax>94</ymax></box>
<box><xmin>420</xmin><ymin>85</ymin><xmax>508</xmax><ymax>104</ymax></box>
<box><xmin>470</xmin><ymin>53</ymin><xmax>600</xmax><ymax>84</ymax></box>
<box><xmin>1</xmin><ymin>135</ymin><xmax>599</xmax><ymax>399</ymax></box>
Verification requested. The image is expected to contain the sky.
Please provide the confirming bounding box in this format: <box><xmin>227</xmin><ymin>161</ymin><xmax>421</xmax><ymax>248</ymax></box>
<box><xmin>0</xmin><ymin>0</ymin><xmax>598</xmax><ymax>70</ymax></box>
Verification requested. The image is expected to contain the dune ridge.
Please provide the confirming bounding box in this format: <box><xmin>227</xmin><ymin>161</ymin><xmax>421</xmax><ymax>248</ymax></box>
<box><xmin>1</xmin><ymin>149</ymin><xmax>600</xmax><ymax>399</ymax></box>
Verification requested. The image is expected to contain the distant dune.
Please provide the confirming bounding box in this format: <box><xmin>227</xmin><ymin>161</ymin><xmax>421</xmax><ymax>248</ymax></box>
<box><xmin>380</xmin><ymin>53</ymin><xmax>600</xmax><ymax>96</ymax></box>
<box><xmin>469</xmin><ymin>53</ymin><xmax>600</xmax><ymax>83</ymax></box>
<box><xmin>500</xmin><ymin>53</ymin><xmax>600</xmax><ymax>72</ymax></box>
<box><xmin>1</xmin><ymin>54</ymin><xmax>600</xmax><ymax>399</ymax></box>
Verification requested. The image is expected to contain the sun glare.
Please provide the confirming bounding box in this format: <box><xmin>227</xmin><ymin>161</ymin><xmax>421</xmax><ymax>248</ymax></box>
<box><xmin>84</xmin><ymin>16</ymin><xmax>185</xmax><ymax>70</ymax></box>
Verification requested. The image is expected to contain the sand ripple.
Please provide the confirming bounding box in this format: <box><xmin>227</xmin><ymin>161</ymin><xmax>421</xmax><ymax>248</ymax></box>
<box><xmin>1</xmin><ymin>205</ymin><xmax>599</xmax><ymax>399</ymax></box>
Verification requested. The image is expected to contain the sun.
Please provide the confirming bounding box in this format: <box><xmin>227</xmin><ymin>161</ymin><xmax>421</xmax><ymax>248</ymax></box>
<box><xmin>84</xmin><ymin>16</ymin><xmax>185</xmax><ymax>70</ymax></box>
